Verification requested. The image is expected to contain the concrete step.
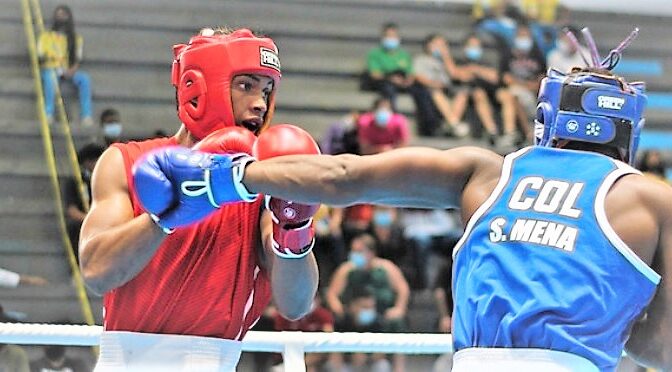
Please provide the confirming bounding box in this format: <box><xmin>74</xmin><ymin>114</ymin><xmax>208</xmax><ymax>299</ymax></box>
<box><xmin>1</xmin><ymin>251</ymin><xmax>72</xmax><ymax>283</ymax></box>
<box><xmin>0</xmin><ymin>214</ymin><xmax>60</xmax><ymax>240</ymax></box>
<box><xmin>0</xmin><ymin>283</ymin><xmax>103</xmax><ymax>323</ymax></box>
<box><xmin>0</xmin><ymin>238</ymin><xmax>65</xmax><ymax>255</ymax></box>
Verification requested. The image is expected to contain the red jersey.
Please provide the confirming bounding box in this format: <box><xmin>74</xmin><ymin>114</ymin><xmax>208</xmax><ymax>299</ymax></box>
<box><xmin>103</xmin><ymin>137</ymin><xmax>271</xmax><ymax>340</ymax></box>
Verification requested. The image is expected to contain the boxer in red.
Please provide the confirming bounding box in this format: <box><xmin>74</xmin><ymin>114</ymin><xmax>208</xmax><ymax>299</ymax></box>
<box><xmin>78</xmin><ymin>27</ymin><xmax>320</xmax><ymax>371</ymax></box>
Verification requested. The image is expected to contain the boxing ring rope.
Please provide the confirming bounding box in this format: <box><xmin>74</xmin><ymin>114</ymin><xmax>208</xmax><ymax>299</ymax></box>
<box><xmin>0</xmin><ymin>322</ymin><xmax>453</xmax><ymax>372</ymax></box>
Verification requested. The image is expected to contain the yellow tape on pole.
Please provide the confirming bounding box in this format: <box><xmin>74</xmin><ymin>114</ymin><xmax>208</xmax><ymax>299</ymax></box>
<box><xmin>20</xmin><ymin>0</ymin><xmax>96</xmax><ymax>334</ymax></box>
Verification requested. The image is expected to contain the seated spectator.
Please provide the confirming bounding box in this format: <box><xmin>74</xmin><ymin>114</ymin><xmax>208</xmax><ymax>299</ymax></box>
<box><xmin>520</xmin><ymin>0</ymin><xmax>562</xmax><ymax>56</ymax></box>
<box><xmin>371</xmin><ymin>206</ymin><xmax>406</xmax><ymax>263</ymax></box>
<box><xmin>455</xmin><ymin>33</ymin><xmax>501</xmax><ymax>145</ymax></box>
<box><xmin>37</xmin><ymin>5</ymin><xmax>93</xmax><ymax>127</ymax></box>
<box><xmin>498</xmin><ymin>21</ymin><xmax>546</xmax><ymax>146</ymax></box>
<box><xmin>273</xmin><ymin>296</ymin><xmax>334</xmax><ymax>372</ymax></box>
<box><xmin>399</xmin><ymin>208</ymin><xmax>462</xmax><ymax>289</ymax></box>
<box><xmin>476</xmin><ymin>0</ymin><xmax>521</xmax><ymax>47</ymax></box>
<box><xmin>321</xmin><ymin>110</ymin><xmax>361</xmax><ymax>155</ymax></box>
<box><xmin>637</xmin><ymin>150</ymin><xmax>669</xmax><ymax>183</ymax></box>
<box><xmin>98</xmin><ymin>108</ymin><xmax>124</xmax><ymax>147</ymax></box>
<box><xmin>30</xmin><ymin>344</ymin><xmax>89</xmax><ymax>372</ymax></box>
<box><xmin>431</xmin><ymin>260</ymin><xmax>454</xmax><ymax>372</ymax></box>
<box><xmin>413</xmin><ymin>34</ymin><xmax>470</xmax><ymax>138</ymax></box>
<box><xmin>0</xmin><ymin>305</ymin><xmax>30</xmax><ymax>372</ymax></box>
<box><xmin>326</xmin><ymin>233</ymin><xmax>410</xmax><ymax>372</ymax></box>
<box><xmin>357</xmin><ymin>97</ymin><xmax>410</xmax><ymax>155</ymax></box>
<box><xmin>546</xmin><ymin>25</ymin><xmax>589</xmax><ymax>73</ymax></box>
<box><xmin>313</xmin><ymin>205</ymin><xmax>347</xmax><ymax>289</ymax></box>
<box><xmin>64</xmin><ymin>143</ymin><xmax>104</xmax><ymax>263</ymax></box>
<box><xmin>328</xmin><ymin>287</ymin><xmax>392</xmax><ymax>372</ymax></box>
<box><xmin>363</xmin><ymin>23</ymin><xmax>414</xmax><ymax>111</ymax></box>
<box><xmin>0</xmin><ymin>267</ymin><xmax>47</xmax><ymax>288</ymax></box>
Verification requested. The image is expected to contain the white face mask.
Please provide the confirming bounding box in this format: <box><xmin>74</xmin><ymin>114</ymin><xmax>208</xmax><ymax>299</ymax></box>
<box><xmin>103</xmin><ymin>122</ymin><xmax>122</xmax><ymax>138</ymax></box>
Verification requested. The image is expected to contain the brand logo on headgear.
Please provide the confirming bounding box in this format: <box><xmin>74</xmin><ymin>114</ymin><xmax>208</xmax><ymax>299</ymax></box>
<box><xmin>260</xmin><ymin>47</ymin><xmax>281</xmax><ymax>71</ymax></box>
<box><xmin>597</xmin><ymin>95</ymin><xmax>625</xmax><ymax>110</ymax></box>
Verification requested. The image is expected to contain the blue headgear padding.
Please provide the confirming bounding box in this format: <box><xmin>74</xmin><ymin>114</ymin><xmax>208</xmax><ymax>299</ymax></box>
<box><xmin>535</xmin><ymin>68</ymin><xmax>647</xmax><ymax>164</ymax></box>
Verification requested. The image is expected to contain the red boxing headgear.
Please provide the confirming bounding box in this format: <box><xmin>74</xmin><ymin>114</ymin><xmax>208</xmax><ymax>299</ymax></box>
<box><xmin>171</xmin><ymin>29</ymin><xmax>282</xmax><ymax>140</ymax></box>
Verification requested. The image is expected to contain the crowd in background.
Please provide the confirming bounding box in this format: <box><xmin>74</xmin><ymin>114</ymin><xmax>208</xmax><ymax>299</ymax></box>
<box><xmin>2</xmin><ymin>1</ymin><xmax>671</xmax><ymax>372</ymax></box>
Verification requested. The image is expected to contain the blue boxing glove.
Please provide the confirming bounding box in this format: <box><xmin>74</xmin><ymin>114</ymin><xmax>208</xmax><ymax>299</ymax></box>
<box><xmin>132</xmin><ymin>146</ymin><xmax>257</xmax><ymax>231</ymax></box>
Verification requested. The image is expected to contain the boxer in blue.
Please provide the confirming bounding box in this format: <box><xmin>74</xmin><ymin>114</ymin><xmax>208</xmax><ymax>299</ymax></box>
<box><xmin>134</xmin><ymin>28</ymin><xmax>672</xmax><ymax>371</ymax></box>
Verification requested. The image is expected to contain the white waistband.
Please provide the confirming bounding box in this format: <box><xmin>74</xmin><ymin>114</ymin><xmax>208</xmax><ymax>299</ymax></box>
<box><xmin>452</xmin><ymin>348</ymin><xmax>599</xmax><ymax>372</ymax></box>
<box><xmin>94</xmin><ymin>331</ymin><xmax>242</xmax><ymax>372</ymax></box>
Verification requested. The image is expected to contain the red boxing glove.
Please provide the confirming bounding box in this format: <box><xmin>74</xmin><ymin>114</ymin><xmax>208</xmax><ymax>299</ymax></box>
<box><xmin>194</xmin><ymin>126</ymin><xmax>257</xmax><ymax>155</ymax></box>
<box><xmin>254</xmin><ymin>124</ymin><xmax>321</xmax><ymax>258</ymax></box>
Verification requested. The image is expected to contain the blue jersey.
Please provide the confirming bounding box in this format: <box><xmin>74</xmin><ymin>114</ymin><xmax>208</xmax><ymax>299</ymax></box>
<box><xmin>452</xmin><ymin>146</ymin><xmax>660</xmax><ymax>371</ymax></box>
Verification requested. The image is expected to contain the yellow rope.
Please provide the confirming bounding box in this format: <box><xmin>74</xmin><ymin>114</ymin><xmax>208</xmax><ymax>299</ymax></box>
<box><xmin>20</xmin><ymin>0</ymin><xmax>97</xmax><ymax>339</ymax></box>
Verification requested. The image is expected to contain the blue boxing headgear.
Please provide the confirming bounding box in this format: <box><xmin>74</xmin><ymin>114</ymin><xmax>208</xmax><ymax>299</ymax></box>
<box><xmin>534</xmin><ymin>27</ymin><xmax>646</xmax><ymax>165</ymax></box>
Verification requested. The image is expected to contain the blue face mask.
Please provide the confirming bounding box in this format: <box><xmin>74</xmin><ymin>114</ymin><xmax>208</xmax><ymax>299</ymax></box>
<box><xmin>432</xmin><ymin>49</ymin><xmax>443</xmax><ymax>59</ymax></box>
<box><xmin>357</xmin><ymin>308</ymin><xmax>377</xmax><ymax>326</ymax></box>
<box><xmin>374</xmin><ymin>110</ymin><xmax>391</xmax><ymax>126</ymax></box>
<box><xmin>465</xmin><ymin>46</ymin><xmax>483</xmax><ymax>61</ymax></box>
<box><xmin>382</xmin><ymin>37</ymin><xmax>400</xmax><ymax>50</ymax></box>
<box><xmin>349</xmin><ymin>252</ymin><xmax>368</xmax><ymax>269</ymax></box>
<box><xmin>373</xmin><ymin>210</ymin><xmax>393</xmax><ymax>227</ymax></box>
<box><xmin>103</xmin><ymin>122</ymin><xmax>123</xmax><ymax>138</ymax></box>
<box><xmin>514</xmin><ymin>37</ymin><xmax>533</xmax><ymax>53</ymax></box>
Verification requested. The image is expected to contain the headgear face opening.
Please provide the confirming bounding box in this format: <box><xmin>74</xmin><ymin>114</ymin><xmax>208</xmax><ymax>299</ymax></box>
<box><xmin>535</xmin><ymin>69</ymin><xmax>646</xmax><ymax>165</ymax></box>
<box><xmin>171</xmin><ymin>29</ymin><xmax>282</xmax><ymax>140</ymax></box>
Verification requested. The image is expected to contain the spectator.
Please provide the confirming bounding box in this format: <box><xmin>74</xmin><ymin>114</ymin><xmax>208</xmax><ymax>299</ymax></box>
<box><xmin>326</xmin><ymin>234</ymin><xmax>410</xmax><ymax>372</ymax></box>
<box><xmin>321</xmin><ymin>110</ymin><xmax>361</xmax><ymax>155</ymax></box>
<box><xmin>431</xmin><ymin>260</ymin><xmax>454</xmax><ymax>372</ymax></box>
<box><xmin>371</xmin><ymin>206</ymin><xmax>406</xmax><ymax>263</ymax></box>
<box><xmin>413</xmin><ymin>34</ymin><xmax>470</xmax><ymax>138</ymax></box>
<box><xmin>498</xmin><ymin>21</ymin><xmax>546</xmax><ymax>146</ymax></box>
<box><xmin>313</xmin><ymin>206</ymin><xmax>347</xmax><ymax>289</ymax></box>
<box><xmin>30</xmin><ymin>344</ymin><xmax>90</xmax><ymax>372</ymax></box>
<box><xmin>637</xmin><ymin>150</ymin><xmax>669</xmax><ymax>182</ymax></box>
<box><xmin>0</xmin><ymin>267</ymin><xmax>47</xmax><ymax>288</ymax></box>
<box><xmin>37</xmin><ymin>5</ymin><xmax>93</xmax><ymax>127</ymax></box>
<box><xmin>98</xmin><ymin>108</ymin><xmax>124</xmax><ymax>147</ymax></box>
<box><xmin>0</xmin><ymin>305</ymin><xmax>30</xmax><ymax>372</ymax></box>
<box><xmin>64</xmin><ymin>143</ymin><xmax>104</xmax><ymax>263</ymax></box>
<box><xmin>357</xmin><ymin>97</ymin><xmax>410</xmax><ymax>155</ymax></box>
<box><xmin>455</xmin><ymin>33</ymin><xmax>501</xmax><ymax>145</ymax></box>
<box><xmin>546</xmin><ymin>26</ymin><xmax>589</xmax><ymax>73</ymax></box>
<box><xmin>364</xmin><ymin>23</ymin><xmax>414</xmax><ymax>110</ymax></box>
<box><xmin>399</xmin><ymin>208</ymin><xmax>462</xmax><ymax>289</ymax></box>
<box><xmin>328</xmin><ymin>287</ymin><xmax>392</xmax><ymax>372</ymax></box>
<box><xmin>476</xmin><ymin>1</ymin><xmax>521</xmax><ymax>47</ymax></box>
<box><xmin>273</xmin><ymin>296</ymin><xmax>334</xmax><ymax>372</ymax></box>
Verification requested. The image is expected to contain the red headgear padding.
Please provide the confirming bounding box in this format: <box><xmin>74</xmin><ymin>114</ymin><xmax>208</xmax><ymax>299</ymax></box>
<box><xmin>171</xmin><ymin>29</ymin><xmax>282</xmax><ymax>140</ymax></box>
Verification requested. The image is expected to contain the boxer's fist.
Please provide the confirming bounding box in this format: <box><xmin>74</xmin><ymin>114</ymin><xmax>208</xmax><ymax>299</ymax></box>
<box><xmin>195</xmin><ymin>126</ymin><xmax>256</xmax><ymax>155</ymax></box>
<box><xmin>255</xmin><ymin>124</ymin><xmax>321</xmax><ymax>258</ymax></box>
<box><xmin>132</xmin><ymin>146</ymin><xmax>257</xmax><ymax>231</ymax></box>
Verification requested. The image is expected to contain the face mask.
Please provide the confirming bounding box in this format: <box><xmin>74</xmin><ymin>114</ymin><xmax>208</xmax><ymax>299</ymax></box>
<box><xmin>374</xmin><ymin>110</ymin><xmax>391</xmax><ymax>126</ymax></box>
<box><xmin>558</xmin><ymin>40</ymin><xmax>573</xmax><ymax>54</ymax></box>
<box><xmin>514</xmin><ymin>37</ymin><xmax>533</xmax><ymax>53</ymax></box>
<box><xmin>373</xmin><ymin>210</ymin><xmax>393</xmax><ymax>227</ymax></box>
<box><xmin>349</xmin><ymin>251</ymin><xmax>368</xmax><ymax>269</ymax></box>
<box><xmin>103</xmin><ymin>122</ymin><xmax>123</xmax><ymax>138</ymax></box>
<box><xmin>357</xmin><ymin>308</ymin><xmax>377</xmax><ymax>325</ymax></box>
<box><xmin>432</xmin><ymin>49</ymin><xmax>443</xmax><ymax>59</ymax></box>
<box><xmin>465</xmin><ymin>46</ymin><xmax>483</xmax><ymax>61</ymax></box>
<box><xmin>81</xmin><ymin>168</ymin><xmax>92</xmax><ymax>182</ymax></box>
<box><xmin>382</xmin><ymin>37</ymin><xmax>400</xmax><ymax>50</ymax></box>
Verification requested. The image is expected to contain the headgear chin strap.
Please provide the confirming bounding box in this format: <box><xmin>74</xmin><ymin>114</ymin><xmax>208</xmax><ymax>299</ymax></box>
<box><xmin>171</xmin><ymin>29</ymin><xmax>282</xmax><ymax>140</ymax></box>
<box><xmin>534</xmin><ymin>28</ymin><xmax>647</xmax><ymax>165</ymax></box>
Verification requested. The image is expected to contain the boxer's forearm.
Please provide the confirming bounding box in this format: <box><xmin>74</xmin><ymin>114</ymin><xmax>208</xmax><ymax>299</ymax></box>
<box><xmin>271</xmin><ymin>253</ymin><xmax>318</xmax><ymax>320</ymax></box>
<box><xmin>79</xmin><ymin>214</ymin><xmax>166</xmax><ymax>295</ymax></box>
<box><xmin>244</xmin><ymin>154</ymin><xmax>362</xmax><ymax>207</ymax></box>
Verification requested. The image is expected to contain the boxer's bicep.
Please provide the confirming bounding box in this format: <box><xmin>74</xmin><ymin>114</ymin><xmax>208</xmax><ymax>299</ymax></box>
<box><xmin>626</xmin><ymin>186</ymin><xmax>672</xmax><ymax>368</ymax></box>
<box><xmin>80</xmin><ymin>147</ymin><xmax>134</xmax><ymax>246</ymax></box>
